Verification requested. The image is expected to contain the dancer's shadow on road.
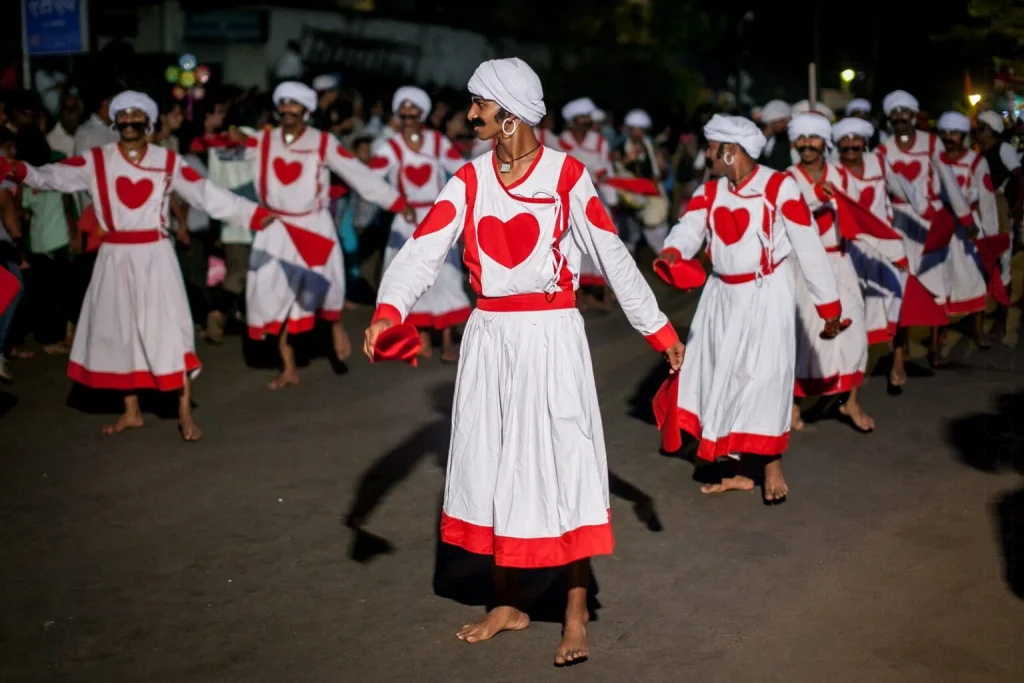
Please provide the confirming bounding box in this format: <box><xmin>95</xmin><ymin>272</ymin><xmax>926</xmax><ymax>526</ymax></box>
<box><xmin>945</xmin><ymin>390</ymin><xmax>1024</xmax><ymax>599</ymax></box>
<box><xmin>344</xmin><ymin>381</ymin><xmax>665</xmax><ymax>621</ymax></box>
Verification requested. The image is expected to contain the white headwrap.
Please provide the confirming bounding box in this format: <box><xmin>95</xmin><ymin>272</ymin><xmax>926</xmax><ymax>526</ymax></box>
<box><xmin>392</xmin><ymin>86</ymin><xmax>431</xmax><ymax>121</ymax></box>
<box><xmin>788</xmin><ymin>113</ymin><xmax>834</xmax><ymax>148</ymax></box>
<box><xmin>561</xmin><ymin>97</ymin><xmax>597</xmax><ymax>123</ymax></box>
<box><xmin>467</xmin><ymin>58</ymin><xmax>546</xmax><ymax>127</ymax></box>
<box><xmin>792</xmin><ymin>100</ymin><xmax>835</xmax><ymax>121</ymax></box>
<box><xmin>936</xmin><ymin>111</ymin><xmax>971</xmax><ymax>133</ymax></box>
<box><xmin>978</xmin><ymin>110</ymin><xmax>1005</xmax><ymax>134</ymax></box>
<box><xmin>312</xmin><ymin>74</ymin><xmax>339</xmax><ymax>92</ymax></box>
<box><xmin>273</xmin><ymin>81</ymin><xmax>317</xmax><ymax>113</ymax></box>
<box><xmin>847</xmin><ymin>98</ymin><xmax>871</xmax><ymax>115</ymax></box>
<box><xmin>831</xmin><ymin>117</ymin><xmax>874</xmax><ymax>143</ymax></box>
<box><xmin>761</xmin><ymin>99</ymin><xmax>791</xmax><ymax>124</ymax></box>
<box><xmin>591</xmin><ymin>108</ymin><xmax>607</xmax><ymax>123</ymax></box>
<box><xmin>624</xmin><ymin>109</ymin><xmax>652</xmax><ymax>129</ymax></box>
<box><xmin>882</xmin><ymin>90</ymin><xmax>919</xmax><ymax>115</ymax></box>
<box><xmin>109</xmin><ymin>91</ymin><xmax>158</xmax><ymax>124</ymax></box>
<box><xmin>703</xmin><ymin>114</ymin><xmax>766</xmax><ymax>159</ymax></box>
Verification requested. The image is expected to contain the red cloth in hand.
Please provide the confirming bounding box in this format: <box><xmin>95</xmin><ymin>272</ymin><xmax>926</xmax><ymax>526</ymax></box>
<box><xmin>922</xmin><ymin>208</ymin><xmax>958</xmax><ymax>254</ymax></box>
<box><xmin>0</xmin><ymin>266</ymin><xmax>20</xmax><ymax>315</ymax></box>
<box><xmin>652</xmin><ymin>373</ymin><xmax>683</xmax><ymax>453</ymax></box>
<box><xmin>653</xmin><ymin>256</ymin><xmax>707</xmax><ymax>290</ymax></box>
<box><xmin>373</xmin><ymin>323</ymin><xmax>423</xmax><ymax>366</ymax></box>
<box><xmin>975</xmin><ymin>233</ymin><xmax>1012</xmax><ymax>306</ymax></box>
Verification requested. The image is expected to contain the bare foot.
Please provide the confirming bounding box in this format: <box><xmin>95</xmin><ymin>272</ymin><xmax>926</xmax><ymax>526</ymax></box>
<box><xmin>206</xmin><ymin>311</ymin><xmax>225</xmax><ymax>345</ymax></box>
<box><xmin>417</xmin><ymin>331</ymin><xmax>433</xmax><ymax>359</ymax></box>
<box><xmin>440</xmin><ymin>346</ymin><xmax>459</xmax><ymax>364</ymax></box>
<box><xmin>102</xmin><ymin>413</ymin><xmax>144</xmax><ymax>435</ymax></box>
<box><xmin>791</xmin><ymin>403</ymin><xmax>805</xmax><ymax>431</ymax></box>
<box><xmin>764</xmin><ymin>460</ymin><xmax>788</xmax><ymax>502</ymax></box>
<box><xmin>179</xmin><ymin>416</ymin><xmax>203</xmax><ymax>442</ymax></box>
<box><xmin>928</xmin><ymin>350</ymin><xmax>950</xmax><ymax>368</ymax></box>
<box><xmin>554</xmin><ymin>617</ymin><xmax>590</xmax><ymax>667</ymax></box>
<box><xmin>332</xmin><ymin>324</ymin><xmax>353</xmax><ymax>362</ymax></box>
<box><xmin>700</xmin><ymin>475</ymin><xmax>755</xmax><ymax>495</ymax></box>
<box><xmin>839</xmin><ymin>400</ymin><xmax>875</xmax><ymax>432</ymax></box>
<box><xmin>889</xmin><ymin>365</ymin><xmax>906</xmax><ymax>388</ymax></box>
<box><xmin>10</xmin><ymin>347</ymin><xmax>35</xmax><ymax>359</ymax></box>
<box><xmin>268</xmin><ymin>370</ymin><xmax>300</xmax><ymax>390</ymax></box>
<box><xmin>455</xmin><ymin>606</ymin><xmax>530</xmax><ymax>644</ymax></box>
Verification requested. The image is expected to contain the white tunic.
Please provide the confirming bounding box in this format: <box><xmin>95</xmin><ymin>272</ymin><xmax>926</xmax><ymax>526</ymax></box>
<box><xmin>371</xmin><ymin>129</ymin><xmax>471</xmax><ymax>329</ymax></box>
<box><xmin>242</xmin><ymin>127</ymin><xmax>403</xmax><ymax>340</ymax></box>
<box><xmin>788</xmin><ymin>163</ymin><xmax>868</xmax><ymax>396</ymax></box>
<box><xmin>373</xmin><ymin>147</ymin><xmax>676</xmax><ymax>568</ymax></box>
<box><xmin>663</xmin><ymin>166</ymin><xmax>840</xmax><ymax>461</ymax></box>
<box><xmin>21</xmin><ymin>144</ymin><xmax>259</xmax><ymax>390</ymax></box>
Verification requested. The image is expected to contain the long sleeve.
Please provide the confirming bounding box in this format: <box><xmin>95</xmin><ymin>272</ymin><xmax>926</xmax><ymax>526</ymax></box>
<box><xmin>567</xmin><ymin>160</ymin><xmax>678</xmax><ymax>351</ymax></box>
<box><xmin>366</xmin><ymin>139</ymin><xmax>398</xmax><ymax>180</ymax></box>
<box><xmin>663</xmin><ymin>182</ymin><xmax>710</xmax><ymax>258</ymax></box>
<box><xmin>372</xmin><ymin>166</ymin><xmax>469</xmax><ymax>324</ymax></box>
<box><xmin>776</xmin><ymin>176</ymin><xmax>841</xmax><ymax>319</ymax></box>
<box><xmin>438</xmin><ymin>134</ymin><xmax>466</xmax><ymax>177</ymax></box>
<box><xmin>972</xmin><ymin>157</ymin><xmax>1000</xmax><ymax>237</ymax></box>
<box><xmin>18</xmin><ymin>155</ymin><xmax>92</xmax><ymax>194</ymax></box>
<box><xmin>325</xmin><ymin>135</ymin><xmax>405</xmax><ymax>212</ymax></box>
<box><xmin>933</xmin><ymin>155</ymin><xmax>972</xmax><ymax>223</ymax></box>
<box><xmin>171</xmin><ymin>156</ymin><xmax>266</xmax><ymax>230</ymax></box>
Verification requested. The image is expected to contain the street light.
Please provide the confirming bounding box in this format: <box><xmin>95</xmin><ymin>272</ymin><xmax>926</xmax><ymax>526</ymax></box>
<box><xmin>968</xmin><ymin>93</ymin><xmax>982</xmax><ymax>106</ymax></box>
<box><xmin>840</xmin><ymin>69</ymin><xmax>856</xmax><ymax>84</ymax></box>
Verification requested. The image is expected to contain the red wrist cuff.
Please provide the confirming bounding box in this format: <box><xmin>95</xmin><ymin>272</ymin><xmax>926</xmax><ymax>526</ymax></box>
<box><xmin>250</xmin><ymin>206</ymin><xmax>272</xmax><ymax>230</ymax></box>
<box><xmin>389</xmin><ymin>196</ymin><xmax>408</xmax><ymax>213</ymax></box>
<box><xmin>645</xmin><ymin>321</ymin><xmax>679</xmax><ymax>352</ymax></box>
<box><xmin>372</xmin><ymin>303</ymin><xmax>403</xmax><ymax>326</ymax></box>
<box><xmin>816</xmin><ymin>300</ymin><xmax>842</xmax><ymax>319</ymax></box>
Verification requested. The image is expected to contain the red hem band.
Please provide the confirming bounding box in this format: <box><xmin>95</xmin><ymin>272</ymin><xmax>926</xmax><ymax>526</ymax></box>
<box><xmin>246</xmin><ymin>312</ymin><xmax>337</xmax><ymax>340</ymax></box>
<box><xmin>867</xmin><ymin>323</ymin><xmax>898</xmax><ymax>345</ymax></box>
<box><xmin>946</xmin><ymin>295</ymin><xmax>987</xmax><ymax>315</ymax></box>
<box><xmin>440</xmin><ymin>510</ymin><xmax>614</xmax><ymax>569</ymax></box>
<box><xmin>67</xmin><ymin>353</ymin><xmax>201</xmax><ymax>392</ymax></box>
<box><xmin>644</xmin><ymin>321</ymin><xmax>679</xmax><ymax>353</ymax></box>
<box><xmin>794</xmin><ymin>370</ymin><xmax>865</xmax><ymax>398</ymax></box>
<box><xmin>676</xmin><ymin>407</ymin><xmax>789</xmax><ymax>462</ymax></box>
<box><xmin>405</xmin><ymin>307</ymin><xmax>472</xmax><ymax>330</ymax></box>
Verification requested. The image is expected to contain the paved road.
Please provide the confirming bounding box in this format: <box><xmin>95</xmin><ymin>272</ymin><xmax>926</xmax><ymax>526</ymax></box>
<box><xmin>2</xmin><ymin>273</ymin><xmax>1023</xmax><ymax>683</ymax></box>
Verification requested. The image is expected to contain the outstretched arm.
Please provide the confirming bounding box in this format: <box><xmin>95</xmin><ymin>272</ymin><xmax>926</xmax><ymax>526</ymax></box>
<box><xmin>776</xmin><ymin>176</ymin><xmax>841</xmax><ymax>320</ymax></box>
<box><xmin>171</xmin><ymin>156</ymin><xmax>270</xmax><ymax>231</ymax></box>
<box><xmin>326</xmin><ymin>134</ymin><xmax>406</xmax><ymax>213</ymax></box>
<box><xmin>11</xmin><ymin>155</ymin><xmax>92</xmax><ymax>194</ymax></box>
<box><xmin>662</xmin><ymin>182</ymin><xmax>710</xmax><ymax>259</ymax></box>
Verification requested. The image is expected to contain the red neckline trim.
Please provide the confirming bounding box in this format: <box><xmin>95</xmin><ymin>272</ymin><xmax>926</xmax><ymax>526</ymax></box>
<box><xmin>726</xmin><ymin>165</ymin><xmax>761</xmax><ymax>195</ymax></box>
<box><xmin>492</xmin><ymin>144</ymin><xmax>545</xmax><ymax>192</ymax></box>
<box><xmin>280</xmin><ymin>126</ymin><xmax>309</xmax><ymax>148</ymax></box>
<box><xmin>117</xmin><ymin>143</ymin><xmax>152</xmax><ymax>169</ymax></box>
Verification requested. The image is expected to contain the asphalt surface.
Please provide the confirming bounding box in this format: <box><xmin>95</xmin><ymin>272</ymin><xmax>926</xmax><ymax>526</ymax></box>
<box><xmin>2</xmin><ymin>271</ymin><xmax>1023</xmax><ymax>683</ymax></box>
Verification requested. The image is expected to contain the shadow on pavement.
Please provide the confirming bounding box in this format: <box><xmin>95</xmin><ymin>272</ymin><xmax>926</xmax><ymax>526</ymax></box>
<box><xmin>0</xmin><ymin>389</ymin><xmax>17</xmax><ymax>420</ymax></box>
<box><xmin>945</xmin><ymin>390</ymin><xmax>1024</xmax><ymax>599</ymax></box>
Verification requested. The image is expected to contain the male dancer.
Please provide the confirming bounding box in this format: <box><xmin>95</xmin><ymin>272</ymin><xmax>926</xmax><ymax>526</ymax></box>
<box><xmin>2</xmin><ymin>91</ymin><xmax>272</xmax><ymax>440</ymax></box>
<box><xmin>369</xmin><ymin>86</ymin><xmax>470</xmax><ymax>361</ymax></box>
<box><xmin>237</xmin><ymin>82</ymin><xmax>413</xmax><ymax>389</ymax></box>
<box><xmin>364</xmin><ymin>58</ymin><xmax>682</xmax><ymax>666</ymax></box>
<box><xmin>659</xmin><ymin>114</ymin><xmax>842</xmax><ymax>499</ymax></box>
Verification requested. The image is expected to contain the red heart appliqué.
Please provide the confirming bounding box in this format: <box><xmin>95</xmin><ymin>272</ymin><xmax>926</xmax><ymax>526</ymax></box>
<box><xmin>956</xmin><ymin>174</ymin><xmax>967</xmax><ymax>187</ymax></box>
<box><xmin>336</xmin><ymin>144</ymin><xmax>354</xmax><ymax>159</ymax></box>
<box><xmin>181</xmin><ymin>166</ymin><xmax>202</xmax><ymax>183</ymax></box>
<box><xmin>983</xmin><ymin>173</ymin><xmax>995</xmax><ymax>193</ymax></box>
<box><xmin>891</xmin><ymin>160</ymin><xmax>921</xmax><ymax>182</ymax></box>
<box><xmin>857</xmin><ymin>186</ymin><xmax>875</xmax><ymax>209</ymax></box>
<box><xmin>814</xmin><ymin>207</ymin><xmax>835</xmax><ymax>235</ymax></box>
<box><xmin>412</xmin><ymin>200</ymin><xmax>457</xmax><ymax>238</ymax></box>
<box><xmin>712</xmin><ymin>206</ymin><xmax>750</xmax><ymax>245</ymax></box>
<box><xmin>115</xmin><ymin>176</ymin><xmax>154</xmax><ymax>210</ymax></box>
<box><xmin>273</xmin><ymin>157</ymin><xmax>303</xmax><ymax>185</ymax></box>
<box><xmin>585</xmin><ymin>196</ymin><xmax>617</xmax><ymax>234</ymax></box>
<box><xmin>477</xmin><ymin>213</ymin><xmax>541</xmax><ymax>269</ymax></box>
<box><xmin>404</xmin><ymin>164</ymin><xmax>432</xmax><ymax>187</ymax></box>
<box><xmin>780</xmin><ymin>199</ymin><xmax>812</xmax><ymax>226</ymax></box>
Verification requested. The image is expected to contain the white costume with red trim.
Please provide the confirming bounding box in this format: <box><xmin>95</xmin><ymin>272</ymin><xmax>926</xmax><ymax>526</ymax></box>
<box><xmin>559</xmin><ymin>129</ymin><xmax>617</xmax><ymax>285</ymax></box>
<box><xmin>788</xmin><ymin>163</ymin><xmax>867</xmax><ymax>396</ymax></box>
<box><xmin>18</xmin><ymin>144</ymin><xmax>261</xmax><ymax>390</ymax></box>
<box><xmin>371</xmin><ymin>130</ymin><xmax>471</xmax><ymax>329</ymax></box>
<box><xmin>372</xmin><ymin>148</ymin><xmax>677</xmax><ymax>568</ymax></box>
<box><xmin>243</xmin><ymin>127</ymin><xmax>404</xmax><ymax>339</ymax></box>
<box><xmin>938</xmin><ymin>149</ymin><xmax>999</xmax><ymax>315</ymax></box>
<box><xmin>843</xmin><ymin>152</ymin><xmax>908</xmax><ymax>343</ymax></box>
<box><xmin>663</xmin><ymin>166</ymin><xmax>841</xmax><ymax>461</ymax></box>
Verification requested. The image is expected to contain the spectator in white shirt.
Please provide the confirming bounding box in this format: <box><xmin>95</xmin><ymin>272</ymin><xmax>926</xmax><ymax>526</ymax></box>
<box><xmin>72</xmin><ymin>83</ymin><xmax>119</xmax><ymax>155</ymax></box>
<box><xmin>46</xmin><ymin>91</ymin><xmax>83</xmax><ymax>159</ymax></box>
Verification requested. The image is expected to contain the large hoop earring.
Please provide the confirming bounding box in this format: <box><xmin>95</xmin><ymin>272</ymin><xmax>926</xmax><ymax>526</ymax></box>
<box><xmin>501</xmin><ymin>118</ymin><xmax>519</xmax><ymax>138</ymax></box>
<box><xmin>723</xmin><ymin>151</ymin><xmax>735</xmax><ymax>166</ymax></box>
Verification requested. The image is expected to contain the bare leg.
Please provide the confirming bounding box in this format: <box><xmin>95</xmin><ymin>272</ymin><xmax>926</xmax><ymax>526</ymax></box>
<box><xmin>973</xmin><ymin>312</ymin><xmax>991</xmax><ymax>349</ymax></box>
<box><xmin>417</xmin><ymin>330</ymin><xmax>433</xmax><ymax>359</ymax></box>
<box><xmin>331</xmin><ymin>318</ymin><xmax>352</xmax><ymax>361</ymax></box>
<box><xmin>791</xmin><ymin>402</ymin><xmax>805</xmax><ymax>431</ymax></box>
<box><xmin>205</xmin><ymin>310</ymin><xmax>226</xmax><ymax>345</ymax></box>
<box><xmin>554</xmin><ymin>559</ymin><xmax>590</xmax><ymax>666</ymax></box>
<box><xmin>889</xmin><ymin>343</ymin><xmax>907</xmax><ymax>387</ymax></box>
<box><xmin>440</xmin><ymin>327</ymin><xmax>458</xmax><ymax>363</ymax></box>
<box><xmin>456</xmin><ymin>565</ymin><xmax>529</xmax><ymax>644</ymax></box>
<box><xmin>269</xmin><ymin>328</ymin><xmax>300</xmax><ymax>390</ymax></box>
<box><xmin>763</xmin><ymin>457</ymin><xmax>789</xmax><ymax>502</ymax></box>
<box><xmin>178</xmin><ymin>377</ymin><xmax>202</xmax><ymax>442</ymax></box>
<box><xmin>839</xmin><ymin>387</ymin><xmax>875</xmax><ymax>431</ymax></box>
<box><xmin>928</xmin><ymin>326</ymin><xmax>949</xmax><ymax>367</ymax></box>
<box><xmin>103</xmin><ymin>393</ymin><xmax>144</xmax><ymax>434</ymax></box>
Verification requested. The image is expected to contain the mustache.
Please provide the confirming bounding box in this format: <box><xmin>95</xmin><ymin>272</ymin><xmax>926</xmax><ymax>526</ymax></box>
<box><xmin>469</xmin><ymin>117</ymin><xmax>486</xmax><ymax>128</ymax></box>
<box><xmin>795</xmin><ymin>145</ymin><xmax>822</xmax><ymax>154</ymax></box>
<box><xmin>116</xmin><ymin>121</ymin><xmax>147</xmax><ymax>133</ymax></box>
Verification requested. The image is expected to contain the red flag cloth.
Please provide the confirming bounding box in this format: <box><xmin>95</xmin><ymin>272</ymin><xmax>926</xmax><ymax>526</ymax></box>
<box><xmin>0</xmin><ymin>266</ymin><xmax>20</xmax><ymax>315</ymax></box>
<box><xmin>975</xmin><ymin>233</ymin><xmax>1012</xmax><ymax>306</ymax></box>
<box><xmin>832</xmin><ymin>190</ymin><xmax>902</xmax><ymax>241</ymax></box>
<box><xmin>899</xmin><ymin>274</ymin><xmax>949</xmax><ymax>327</ymax></box>
<box><xmin>922</xmin><ymin>208</ymin><xmax>958</xmax><ymax>254</ymax></box>
<box><xmin>77</xmin><ymin>205</ymin><xmax>104</xmax><ymax>253</ymax></box>
<box><xmin>600</xmin><ymin>177</ymin><xmax>661</xmax><ymax>196</ymax></box>
<box><xmin>373</xmin><ymin>323</ymin><xmax>423</xmax><ymax>366</ymax></box>
<box><xmin>652</xmin><ymin>373</ymin><xmax>683</xmax><ymax>453</ymax></box>
<box><xmin>653</xmin><ymin>256</ymin><xmax>707</xmax><ymax>290</ymax></box>
<box><xmin>282</xmin><ymin>221</ymin><xmax>335</xmax><ymax>268</ymax></box>
<box><xmin>329</xmin><ymin>184</ymin><xmax>349</xmax><ymax>200</ymax></box>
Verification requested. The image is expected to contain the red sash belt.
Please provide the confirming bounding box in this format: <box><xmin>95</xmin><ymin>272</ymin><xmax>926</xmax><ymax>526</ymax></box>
<box><xmin>716</xmin><ymin>256</ymin><xmax>787</xmax><ymax>285</ymax></box>
<box><xmin>476</xmin><ymin>291</ymin><xmax>576</xmax><ymax>312</ymax></box>
<box><xmin>267</xmin><ymin>205</ymin><xmax>318</xmax><ymax>218</ymax></box>
<box><xmin>102</xmin><ymin>230</ymin><xmax>166</xmax><ymax>245</ymax></box>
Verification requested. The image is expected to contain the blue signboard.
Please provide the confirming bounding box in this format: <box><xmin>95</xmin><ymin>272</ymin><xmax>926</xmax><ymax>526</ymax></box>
<box><xmin>23</xmin><ymin>0</ymin><xmax>89</xmax><ymax>56</ymax></box>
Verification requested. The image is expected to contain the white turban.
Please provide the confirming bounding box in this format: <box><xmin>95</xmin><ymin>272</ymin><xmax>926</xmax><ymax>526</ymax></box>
<box><xmin>703</xmin><ymin>114</ymin><xmax>766</xmax><ymax>159</ymax></box>
<box><xmin>788</xmin><ymin>113</ymin><xmax>834</xmax><ymax>148</ymax></box>
<box><xmin>392</xmin><ymin>86</ymin><xmax>431</xmax><ymax>121</ymax></box>
<box><xmin>467</xmin><ymin>58</ymin><xmax>546</xmax><ymax>127</ymax></box>
<box><xmin>978</xmin><ymin>110</ymin><xmax>1005</xmax><ymax>134</ymax></box>
<box><xmin>847</xmin><ymin>98</ymin><xmax>871</xmax><ymax>115</ymax></box>
<box><xmin>273</xmin><ymin>81</ymin><xmax>317</xmax><ymax>112</ymax></box>
<box><xmin>592</xmin><ymin>108</ymin><xmax>607</xmax><ymax>123</ymax></box>
<box><xmin>761</xmin><ymin>99</ymin><xmax>791</xmax><ymax>124</ymax></box>
<box><xmin>624</xmin><ymin>109</ymin><xmax>652</xmax><ymax>129</ymax></box>
<box><xmin>109</xmin><ymin>91</ymin><xmax>158</xmax><ymax>124</ymax></box>
<box><xmin>936</xmin><ymin>111</ymin><xmax>971</xmax><ymax>133</ymax></box>
<box><xmin>791</xmin><ymin>100</ymin><xmax>834</xmax><ymax>121</ymax></box>
<box><xmin>312</xmin><ymin>74</ymin><xmax>340</xmax><ymax>92</ymax></box>
<box><xmin>561</xmin><ymin>97</ymin><xmax>597</xmax><ymax>123</ymax></box>
<box><xmin>883</xmin><ymin>90</ymin><xmax>919</xmax><ymax>115</ymax></box>
<box><xmin>831</xmin><ymin>117</ymin><xmax>874</xmax><ymax>143</ymax></box>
